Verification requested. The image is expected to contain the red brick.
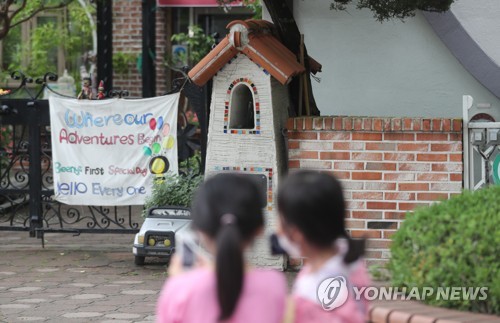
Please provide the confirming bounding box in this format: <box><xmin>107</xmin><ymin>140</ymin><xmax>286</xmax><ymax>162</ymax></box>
<box><xmin>352</xmin><ymin>132</ymin><xmax>383</xmax><ymax>141</ymax></box>
<box><xmin>352</xmin><ymin>211</ymin><xmax>383</xmax><ymax>219</ymax></box>
<box><xmin>344</xmin><ymin>117</ymin><xmax>353</xmax><ymax>130</ymax></box>
<box><xmin>330</xmin><ymin>171</ymin><xmax>350</xmax><ymax>180</ymax></box>
<box><xmin>295</xmin><ymin>118</ymin><xmax>304</xmax><ymax>130</ymax></box>
<box><xmin>453</xmin><ymin>119</ymin><xmax>463</xmax><ymax>131</ymax></box>
<box><xmin>399</xmin><ymin>202</ymin><xmax>429</xmax><ymax>211</ymax></box>
<box><xmin>373</xmin><ymin>119</ymin><xmax>383</xmax><ymax>131</ymax></box>
<box><xmin>289</xmin><ymin>160</ymin><xmax>300</xmax><ymax>168</ymax></box>
<box><xmin>384</xmin><ymin>153</ymin><xmax>415</xmax><ymax>161</ymax></box>
<box><xmin>313</xmin><ymin>117</ymin><xmax>324</xmax><ymax>130</ymax></box>
<box><xmin>351</xmin><ymin>230</ymin><xmax>382</xmax><ymax>239</ymax></box>
<box><xmin>399</xmin><ymin>163</ymin><xmax>431</xmax><ymax>172</ymax></box>
<box><xmin>442</xmin><ymin>119</ymin><xmax>451</xmax><ymax>132</ymax></box>
<box><xmin>384</xmin><ymin>133</ymin><xmax>415</xmax><ymax>141</ymax></box>
<box><xmin>333</xmin><ymin>142</ymin><xmax>364</xmax><ymax>150</ymax></box>
<box><xmin>320</xmin><ymin>152</ymin><xmax>350</xmax><ymax>160</ymax></box>
<box><xmin>399</xmin><ymin>183</ymin><xmax>429</xmax><ymax>191</ymax></box>
<box><xmin>432</xmin><ymin>119</ymin><xmax>442</xmax><ymax>131</ymax></box>
<box><xmin>450</xmin><ymin>173</ymin><xmax>463</xmax><ymax>182</ymax></box>
<box><xmin>333</xmin><ymin>117</ymin><xmax>342</xmax><ymax>130</ymax></box>
<box><xmin>367</xmin><ymin>202</ymin><xmax>397</xmax><ymax>210</ymax></box>
<box><xmin>288</xmin><ymin>141</ymin><xmax>300</xmax><ymax>149</ymax></box>
<box><xmin>319</xmin><ymin>132</ymin><xmax>350</xmax><ymax>140</ymax></box>
<box><xmin>289</xmin><ymin>131</ymin><xmax>317</xmax><ymax>140</ymax></box>
<box><xmin>286</xmin><ymin>118</ymin><xmax>295</xmax><ymax>130</ymax></box>
<box><xmin>352</xmin><ymin>172</ymin><xmax>382</xmax><ymax>180</ymax></box>
<box><xmin>352</xmin><ymin>152</ymin><xmax>383</xmax><ymax>161</ymax></box>
<box><xmin>366</xmin><ymin>162</ymin><xmax>397</xmax><ymax>171</ymax></box>
<box><xmin>417</xmin><ymin>193</ymin><xmax>449</xmax><ymax>201</ymax></box>
<box><xmin>423</xmin><ymin>119</ymin><xmax>431</xmax><ymax>131</ymax></box>
<box><xmin>417</xmin><ymin>154</ymin><xmax>448</xmax><ymax>162</ymax></box>
<box><xmin>383</xmin><ymin>118</ymin><xmax>392</xmax><ymax>131</ymax></box>
<box><xmin>384</xmin><ymin>173</ymin><xmax>415</xmax><ymax>181</ymax></box>
<box><xmin>334</xmin><ymin>162</ymin><xmax>364</xmax><ymax>170</ymax></box>
<box><xmin>431</xmin><ymin>143</ymin><xmax>462</xmax><ymax>152</ymax></box>
<box><xmin>366</xmin><ymin>142</ymin><xmax>396</xmax><ymax>151</ymax></box>
<box><xmin>365</xmin><ymin>182</ymin><xmax>397</xmax><ymax>190</ymax></box>
<box><xmin>413</xmin><ymin>119</ymin><xmax>422</xmax><ymax>131</ymax></box>
<box><xmin>393</xmin><ymin>118</ymin><xmax>402</xmax><ymax>131</ymax></box>
<box><xmin>324</xmin><ymin>117</ymin><xmax>333</xmax><ymax>130</ymax></box>
<box><xmin>304</xmin><ymin>117</ymin><xmax>313</xmax><ymax>130</ymax></box>
<box><xmin>289</xmin><ymin>150</ymin><xmax>318</xmax><ymax>159</ymax></box>
<box><xmin>363</xmin><ymin>118</ymin><xmax>372</xmax><ymax>131</ymax></box>
<box><xmin>345</xmin><ymin>219</ymin><xmax>366</xmax><ymax>229</ymax></box>
<box><xmin>397</xmin><ymin>143</ymin><xmax>429</xmax><ymax>152</ymax></box>
<box><xmin>384</xmin><ymin>212</ymin><xmax>407</xmax><ymax>220</ymax></box>
<box><xmin>366</xmin><ymin>239</ymin><xmax>392</xmax><ymax>249</ymax></box>
<box><xmin>449</xmin><ymin>133</ymin><xmax>462</xmax><ymax>141</ymax></box>
<box><xmin>352</xmin><ymin>191</ymin><xmax>384</xmax><ymax>200</ymax></box>
<box><xmin>403</xmin><ymin>118</ymin><xmax>413</xmax><ymax>131</ymax></box>
<box><xmin>449</xmin><ymin>154</ymin><xmax>462</xmax><ymax>162</ymax></box>
<box><xmin>416</xmin><ymin>173</ymin><xmax>448</xmax><ymax>181</ymax></box>
<box><xmin>432</xmin><ymin>163</ymin><xmax>463</xmax><ymax>172</ymax></box>
<box><xmin>385</xmin><ymin>192</ymin><xmax>415</xmax><ymax>200</ymax></box>
<box><xmin>353</xmin><ymin>118</ymin><xmax>363</xmax><ymax>131</ymax></box>
<box><xmin>417</xmin><ymin>133</ymin><xmax>448</xmax><ymax>141</ymax></box>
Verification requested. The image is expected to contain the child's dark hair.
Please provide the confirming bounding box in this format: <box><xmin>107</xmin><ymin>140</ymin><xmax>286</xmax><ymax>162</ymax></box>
<box><xmin>277</xmin><ymin>170</ymin><xmax>364</xmax><ymax>264</ymax></box>
<box><xmin>191</xmin><ymin>173</ymin><xmax>265</xmax><ymax>320</ymax></box>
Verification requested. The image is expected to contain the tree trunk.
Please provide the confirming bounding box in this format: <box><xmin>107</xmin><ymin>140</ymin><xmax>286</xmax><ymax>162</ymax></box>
<box><xmin>262</xmin><ymin>0</ymin><xmax>320</xmax><ymax>116</ymax></box>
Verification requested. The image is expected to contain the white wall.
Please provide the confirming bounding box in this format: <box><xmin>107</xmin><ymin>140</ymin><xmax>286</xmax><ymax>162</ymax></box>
<box><xmin>452</xmin><ymin>0</ymin><xmax>500</xmax><ymax>67</ymax></box>
<box><xmin>290</xmin><ymin>1</ymin><xmax>500</xmax><ymax>118</ymax></box>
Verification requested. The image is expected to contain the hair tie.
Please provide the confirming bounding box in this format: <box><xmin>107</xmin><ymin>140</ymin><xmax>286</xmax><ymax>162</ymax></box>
<box><xmin>220</xmin><ymin>213</ymin><xmax>237</xmax><ymax>226</ymax></box>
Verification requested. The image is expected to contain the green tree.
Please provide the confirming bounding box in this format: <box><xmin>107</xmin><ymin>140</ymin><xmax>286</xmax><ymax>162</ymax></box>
<box><xmin>0</xmin><ymin>0</ymin><xmax>75</xmax><ymax>40</ymax></box>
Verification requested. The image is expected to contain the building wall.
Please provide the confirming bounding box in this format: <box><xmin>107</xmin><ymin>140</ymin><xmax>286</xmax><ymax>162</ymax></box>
<box><xmin>112</xmin><ymin>0</ymin><xmax>167</xmax><ymax>97</ymax></box>
<box><xmin>290</xmin><ymin>2</ymin><xmax>500</xmax><ymax>118</ymax></box>
<box><xmin>287</xmin><ymin>116</ymin><xmax>463</xmax><ymax>266</ymax></box>
<box><xmin>205</xmin><ymin>54</ymin><xmax>286</xmax><ymax>268</ymax></box>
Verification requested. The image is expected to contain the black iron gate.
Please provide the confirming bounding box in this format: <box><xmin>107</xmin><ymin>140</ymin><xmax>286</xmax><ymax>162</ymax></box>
<box><xmin>0</xmin><ymin>73</ymin><xmax>140</xmax><ymax>241</ymax></box>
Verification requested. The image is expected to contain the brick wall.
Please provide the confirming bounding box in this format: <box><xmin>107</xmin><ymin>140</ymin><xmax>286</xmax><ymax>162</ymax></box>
<box><xmin>113</xmin><ymin>1</ymin><xmax>167</xmax><ymax>97</ymax></box>
<box><xmin>287</xmin><ymin>116</ymin><xmax>463</xmax><ymax>267</ymax></box>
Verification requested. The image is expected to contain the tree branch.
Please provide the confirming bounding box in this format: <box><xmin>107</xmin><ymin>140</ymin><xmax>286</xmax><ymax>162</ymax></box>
<box><xmin>10</xmin><ymin>0</ymin><xmax>74</xmax><ymax>29</ymax></box>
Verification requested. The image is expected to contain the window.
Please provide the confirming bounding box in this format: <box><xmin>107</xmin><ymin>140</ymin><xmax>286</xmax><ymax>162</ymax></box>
<box><xmin>229</xmin><ymin>84</ymin><xmax>255</xmax><ymax>129</ymax></box>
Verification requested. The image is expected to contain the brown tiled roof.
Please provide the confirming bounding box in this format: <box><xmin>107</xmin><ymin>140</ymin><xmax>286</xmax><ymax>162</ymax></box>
<box><xmin>188</xmin><ymin>19</ymin><xmax>306</xmax><ymax>86</ymax></box>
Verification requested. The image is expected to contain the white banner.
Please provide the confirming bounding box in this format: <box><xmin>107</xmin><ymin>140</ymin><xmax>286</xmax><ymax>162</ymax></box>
<box><xmin>49</xmin><ymin>94</ymin><xmax>180</xmax><ymax>205</ymax></box>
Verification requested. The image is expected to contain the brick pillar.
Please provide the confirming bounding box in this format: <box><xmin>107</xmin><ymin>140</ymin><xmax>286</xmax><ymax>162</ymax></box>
<box><xmin>113</xmin><ymin>0</ymin><xmax>167</xmax><ymax>97</ymax></box>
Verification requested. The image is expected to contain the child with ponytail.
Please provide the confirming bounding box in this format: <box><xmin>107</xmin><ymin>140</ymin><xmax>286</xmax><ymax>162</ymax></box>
<box><xmin>277</xmin><ymin>170</ymin><xmax>371</xmax><ymax>323</ymax></box>
<box><xmin>156</xmin><ymin>173</ymin><xmax>287</xmax><ymax>323</ymax></box>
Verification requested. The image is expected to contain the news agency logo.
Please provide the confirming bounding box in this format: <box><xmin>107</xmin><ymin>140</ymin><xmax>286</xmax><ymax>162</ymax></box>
<box><xmin>316</xmin><ymin>276</ymin><xmax>349</xmax><ymax>311</ymax></box>
<box><xmin>316</xmin><ymin>276</ymin><xmax>489</xmax><ymax>311</ymax></box>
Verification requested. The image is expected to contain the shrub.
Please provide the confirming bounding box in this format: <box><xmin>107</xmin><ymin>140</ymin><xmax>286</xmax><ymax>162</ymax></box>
<box><xmin>389</xmin><ymin>185</ymin><xmax>500</xmax><ymax>314</ymax></box>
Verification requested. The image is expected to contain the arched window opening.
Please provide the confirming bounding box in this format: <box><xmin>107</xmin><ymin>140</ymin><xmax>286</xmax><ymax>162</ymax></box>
<box><xmin>229</xmin><ymin>84</ymin><xmax>255</xmax><ymax>129</ymax></box>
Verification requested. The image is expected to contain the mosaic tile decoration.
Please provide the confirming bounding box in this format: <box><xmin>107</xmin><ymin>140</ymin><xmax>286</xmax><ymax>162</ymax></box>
<box><xmin>214</xmin><ymin>166</ymin><xmax>273</xmax><ymax>211</ymax></box>
<box><xmin>223</xmin><ymin>77</ymin><xmax>261</xmax><ymax>135</ymax></box>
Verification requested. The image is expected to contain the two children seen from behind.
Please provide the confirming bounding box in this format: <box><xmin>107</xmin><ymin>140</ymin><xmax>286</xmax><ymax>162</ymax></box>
<box><xmin>156</xmin><ymin>171</ymin><xmax>370</xmax><ymax>323</ymax></box>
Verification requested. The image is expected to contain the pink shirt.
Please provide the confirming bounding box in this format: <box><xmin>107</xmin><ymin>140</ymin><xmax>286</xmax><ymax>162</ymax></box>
<box><xmin>292</xmin><ymin>241</ymin><xmax>371</xmax><ymax>323</ymax></box>
<box><xmin>156</xmin><ymin>268</ymin><xmax>287</xmax><ymax>323</ymax></box>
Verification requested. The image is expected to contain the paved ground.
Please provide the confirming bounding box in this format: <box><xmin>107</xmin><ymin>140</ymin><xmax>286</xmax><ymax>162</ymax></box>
<box><xmin>0</xmin><ymin>231</ymin><xmax>297</xmax><ymax>323</ymax></box>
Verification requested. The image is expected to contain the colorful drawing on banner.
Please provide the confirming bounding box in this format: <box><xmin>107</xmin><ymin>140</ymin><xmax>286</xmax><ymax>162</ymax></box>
<box><xmin>143</xmin><ymin>121</ymin><xmax>175</xmax><ymax>181</ymax></box>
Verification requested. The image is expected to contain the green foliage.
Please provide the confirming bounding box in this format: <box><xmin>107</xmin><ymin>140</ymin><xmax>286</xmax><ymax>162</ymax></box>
<box><xmin>169</xmin><ymin>25</ymin><xmax>214</xmax><ymax>67</ymax></box>
<box><xmin>142</xmin><ymin>156</ymin><xmax>204</xmax><ymax>217</ymax></box>
<box><xmin>388</xmin><ymin>186</ymin><xmax>500</xmax><ymax>314</ymax></box>
<box><xmin>331</xmin><ymin>0</ymin><xmax>455</xmax><ymax>21</ymax></box>
<box><xmin>0</xmin><ymin>126</ymin><xmax>12</xmax><ymax>169</ymax></box>
<box><xmin>113</xmin><ymin>52</ymin><xmax>138</xmax><ymax>75</ymax></box>
<box><xmin>243</xmin><ymin>0</ymin><xmax>262</xmax><ymax>19</ymax></box>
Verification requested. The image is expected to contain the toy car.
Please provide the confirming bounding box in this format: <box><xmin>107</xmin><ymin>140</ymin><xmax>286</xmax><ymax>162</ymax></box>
<box><xmin>132</xmin><ymin>206</ymin><xmax>191</xmax><ymax>266</ymax></box>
